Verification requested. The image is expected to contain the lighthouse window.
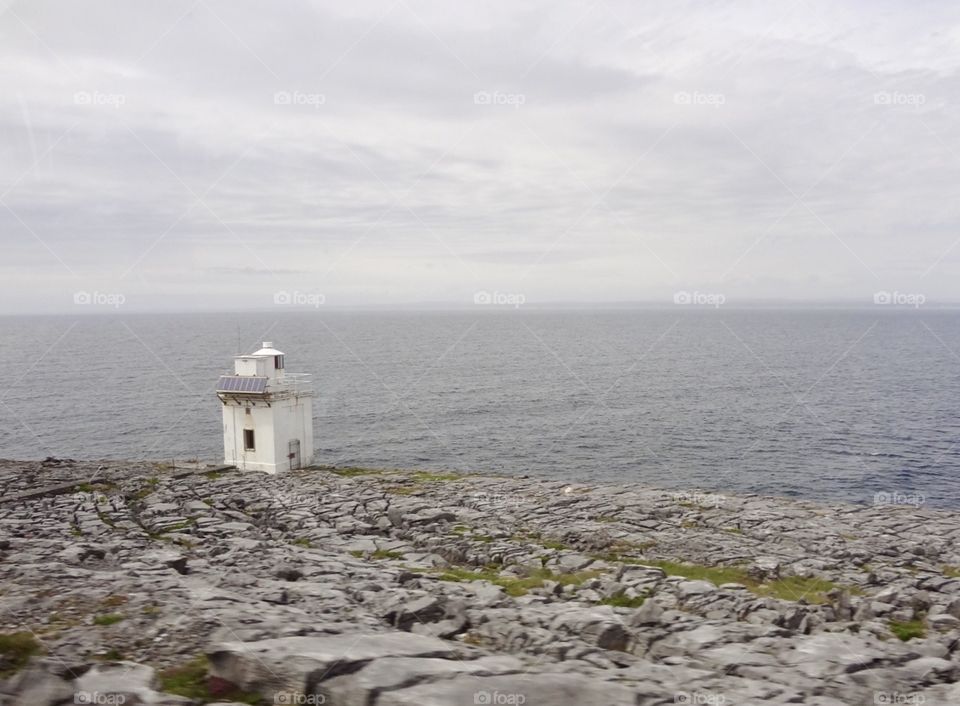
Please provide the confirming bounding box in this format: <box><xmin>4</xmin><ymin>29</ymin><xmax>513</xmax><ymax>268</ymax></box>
<box><xmin>243</xmin><ymin>429</ymin><xmax>256</xmax><ymax>451</ymax></box>
<box><xmin>274</xmin><ymin>354</ymin><xmax>284</xmax><ymax>370</ymax></box>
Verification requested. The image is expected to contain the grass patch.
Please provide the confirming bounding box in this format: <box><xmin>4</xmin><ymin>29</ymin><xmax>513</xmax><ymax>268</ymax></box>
<box><xmin>142</xmin><ymin>604</ymin><xmax>161</xmax><ymax>617</ymax></box>
<box><xmin>158</xmin><ymin>656</ymin><xmax>261</xmax><ymax>704</ymax></box>
<box><xmin>436</xmin><ymin>566</ymin><xmax>602</xmax><ymax>597</ymax></box>
<box><xmin>600</xmin><ymin>591</ymin><xmax>646</xmax><ymax>609</ymax></box>
<box><xmin>0</xmin><ymin>632</ymin><xmax>42</xmax><ymax>678</ymax></box>
<box><xmin>291</xmin><ymin>538</ymin><xmax>312</xmax><ymax>548</ymax></box>
<box><xmin>943</xmin><ymin>565</ymin><xmax>960</xmax><ymax>578</ymax></box>
<box><xmin>889</xmin><ymin>619</ymin><xmax>926</xmax><ymax>641</ymax></box>
<box><xmin>643</xmin><ymin>560</ymin><xmax>842</xmax><ymax>605</ymax></box>
<box><xmin>93</xmin><ymin>614</ymin><xmax>125</xmax><ymax>626</ymax></box>
<box><xmin>411</xmin><ymin>471</ymin><xmax>461</xmax><ymax>482</ymax></box>
<box><xmin>371</xmin><ymin>549</ymin><xmax>404</xmax><ymax>560</ymax></box>
<box><xmin>326</xmin><ymin>466</ymin><xmax>384</xmax><ymax>477</ymax></box>
<box><xmin>204</xmin><ymin>470</ymin><xmax>223</xmax><ymax>480</ymax></box>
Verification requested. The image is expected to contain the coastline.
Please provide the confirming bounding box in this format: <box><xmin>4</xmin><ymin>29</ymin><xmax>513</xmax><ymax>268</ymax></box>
<box><xmin>1</xmin><ymin>458</ymin><xmax>959</xmax><ymax>704</ymax></box>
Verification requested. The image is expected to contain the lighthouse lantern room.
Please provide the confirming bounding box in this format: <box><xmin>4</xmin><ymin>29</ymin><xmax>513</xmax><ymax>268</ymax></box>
<box><xmin>216</xmin><ymin>341</ymin><xmax>314</xmax><ymax>473</ymax></box>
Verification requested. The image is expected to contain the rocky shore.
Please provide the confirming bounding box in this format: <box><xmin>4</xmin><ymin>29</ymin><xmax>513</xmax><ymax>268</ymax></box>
<box><xmin>1</xmin><ymin>458</ymin><xmax>960</xmax><ymax>705</ymax></box>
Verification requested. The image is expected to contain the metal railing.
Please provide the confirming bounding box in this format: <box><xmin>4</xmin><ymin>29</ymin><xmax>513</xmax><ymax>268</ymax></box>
<box><xmin>268</xmin><ymin>372</ymin><xmax>313</xmax><ymax>396</ymax></box>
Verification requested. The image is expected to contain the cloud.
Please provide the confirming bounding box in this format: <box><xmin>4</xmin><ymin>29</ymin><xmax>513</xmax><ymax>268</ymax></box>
<box><xmin>2</xmin><ymin>0</ymin><xmax>960</xmax><ymax>312</ymax></box>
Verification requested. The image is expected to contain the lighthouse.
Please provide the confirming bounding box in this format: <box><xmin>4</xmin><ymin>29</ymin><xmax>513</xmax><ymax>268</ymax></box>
<box><xmin>216</xmin><ymin>341</ymin><xmax>314</xmax><ymax>473</ymax></box>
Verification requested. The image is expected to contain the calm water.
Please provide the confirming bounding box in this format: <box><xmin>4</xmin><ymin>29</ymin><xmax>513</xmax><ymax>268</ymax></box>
<box><xmin>1</xmin><ymin>310</ymin><xmax>958</xmax><ymax>507</ymax></box>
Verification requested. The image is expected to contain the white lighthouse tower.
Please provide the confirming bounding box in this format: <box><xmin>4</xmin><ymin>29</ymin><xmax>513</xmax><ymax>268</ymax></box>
<box><xmin>216</xmin><ymin>341</ymin><xmax>314</xmax><ymax>473</ymax></box>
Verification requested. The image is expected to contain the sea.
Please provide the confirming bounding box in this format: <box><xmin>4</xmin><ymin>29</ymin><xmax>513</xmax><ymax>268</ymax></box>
<box><xmin>1</xmin><ymin>309</ymin><xmax>958</xmax><ymax>508</ymax></box>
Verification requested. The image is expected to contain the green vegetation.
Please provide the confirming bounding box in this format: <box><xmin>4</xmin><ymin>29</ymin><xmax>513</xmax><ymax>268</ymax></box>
<box><xmin>371</xmin><ymin>549</ymin><xmax>404</xmax><ymax>560</ymax></box>
<box><xmin>326</xmin><ymin>466</ymin><xmax>384</xmax><ymax>477</ymax></box>
<box><xmin>0</xmin><ymin>632</ymin><xmax>42</xmax><ymax>677</ymax></box>
<box><xmin>943</xmin><ymin>565</ymin><xmax>960</xmax><ymax>578</ymax></box>
<box><xmin>599</xmin><ymin>591</ymin><xmax>646</xmax><ymax>609</ymax></box>
<box><xmin>411</xmin><ymin>471</ymin><xmax>461</xmax><ymax>482</ymax></box>
<box><xmin>889</xmin><ymin>619</ymin><xmax>926</xmax><ymax>641</ymax></box>
<box><xmin>204</xmin><ymin>470</ymin><xmax>223</xmax><ymax>480</ymax></box>
<box><xmin>291</xmin><ymin>538</ymin><xmax>312</xmax><ymax>548</ymax></box>
<box><xmin>93</xmin><ymin>614</ymin><xmax>125</xmax><ymax>626</ymax></box>
<box><xmin>158</xmin><ymin>656</ymin><xmax>261</xmax><ymax>704</ymax></box>
<box><xmin>97</xmin><ymin>648</ymin><xmax>124</xmax><ymax>661</ymax></box>
<box><xmin>436</xmin><ymin>566</ymin><xmax>602</xmax><ymax>597</ymax></box>
<box><xmin>642</xmin><ymin>560</ymin><xmax>842</xmax><ymax>605</ymax></box>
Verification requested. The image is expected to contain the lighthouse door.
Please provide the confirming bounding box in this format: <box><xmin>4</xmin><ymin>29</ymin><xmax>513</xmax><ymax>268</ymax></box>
<box><xmin>288</xmin><ymin>439</ymin><xmax>301</xmax><ymax>470</ymax></box>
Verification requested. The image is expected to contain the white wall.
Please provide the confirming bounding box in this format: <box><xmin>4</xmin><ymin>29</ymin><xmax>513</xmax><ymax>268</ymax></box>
<box><xmin>222</xmin><ymin>394</ymin><xmax>313</xmax><ymax>473</ymax></box>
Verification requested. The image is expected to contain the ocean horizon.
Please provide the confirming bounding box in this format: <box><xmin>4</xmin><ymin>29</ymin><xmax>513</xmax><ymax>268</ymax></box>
<box><xmin>3</xmin><ymin>308</ymin><xmax>958</xmax><ymax>507</ymax></box>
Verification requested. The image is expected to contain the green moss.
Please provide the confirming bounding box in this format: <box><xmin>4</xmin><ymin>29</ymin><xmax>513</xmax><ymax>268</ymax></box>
<box><xmin>436</xmin><ymin>566</ymin><xmax>602</xmax><ymax>597</ymax></box>
<box><xmin>291</xmin><ymin>538</ymin><xmax>312</xmax><ymax>548</ymax></box>
<box><xmin>93</xmin><ymin>614</ymin><xmax>125</xmax><ymax>626</ymax></box>
<box><xmin>204</xmin><ymin>470</ymin><xmax>223</xmax><ymax>480</ymax></box>
<box><xmin>327</xmin><ymin>466</ymin><xmax>384</xmax><ymax>477</ymax></box>
<box><xmin>889</xmin><ymin>619</ymin><xmax>926</xmax><ymax>641</ymax></box>
<box><xmin>410</xmin><ymin>471</ymin><xmax>461</xmax><ymax>482</ymax></box>
<box><xmin>371</xmin><ymin>549</ymin><xmax>404</xmax><ymax>560</ymax></box>
<box><xmin>647</xmin><ymin>560</ymin><xmax>751</xmax><ymax>586</ymax></box>
<box><xmin>158</xmin><ymin>656</ymin><xmax>261</xmax><ymax>703</ymax></box>
<box><xmin>451</xmin><ymin>525</ymin><xmax>470</xmax><ymax>535</ymax></box>
<box><xmin>0</xmin><ymin>632</ymin><xmax>43</xmax><ymax>678</ymax></box>
<box><xmin>642</xmin><ymin>560</ymin><xmax>842</xmax><ymax>605</ymax></box>
<box><xmin>943</xmin><ymin>565</ymin><xmax>960</xmax><ymax>578</ymax></box>
<box><xmin>599</xmin><ymin>591</ymin><xmax>647</xmax><ymax>609</ymax></box>
<box><xmin>723</xmin><ymin>527</ymin><xmax>743</xmax><ymax>535</ymax></box>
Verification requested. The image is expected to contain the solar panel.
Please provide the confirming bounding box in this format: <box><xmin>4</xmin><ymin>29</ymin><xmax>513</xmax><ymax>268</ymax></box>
<box><xmin>216</xmin><ymin>376</ymin><xmax>267</xmax><ymax>393</ymax></box>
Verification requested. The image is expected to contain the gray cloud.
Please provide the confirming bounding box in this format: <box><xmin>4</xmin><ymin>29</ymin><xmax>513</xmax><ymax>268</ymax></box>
<box><xmin>2</xmin><ymin>0</ymin><xmax>960</xmax><ymax>312</ymax></box>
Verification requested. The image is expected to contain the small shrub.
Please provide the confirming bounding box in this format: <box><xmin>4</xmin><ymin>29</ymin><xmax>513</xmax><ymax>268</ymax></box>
<box><xmin>0</xmin><ymin>632</ymin><xmax>42</xmax><ymax>677</ymax></box>
<box><xmin>93</xmin><ymin>614</ymin><xmax>125</xmax><ymax>626</ymax></box>
<box><xmin>889</xmin><ymin>619</ymin><xmax>926</xmax><ymax>641</ymax></box>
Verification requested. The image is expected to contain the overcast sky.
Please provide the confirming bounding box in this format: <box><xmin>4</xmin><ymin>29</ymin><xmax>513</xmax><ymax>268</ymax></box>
<box><xmin>2</xmin><ymin>0</ymin><xmax>959</xmax><ymax>312</ymax></box>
